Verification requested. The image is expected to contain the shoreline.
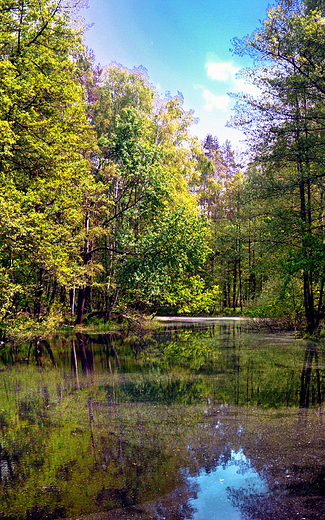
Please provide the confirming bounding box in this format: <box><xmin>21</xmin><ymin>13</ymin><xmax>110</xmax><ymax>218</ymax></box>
<box><xmin>155</xmin><ymin>316</ymin><xmax>246</xmax><ymax>322</ymax></box>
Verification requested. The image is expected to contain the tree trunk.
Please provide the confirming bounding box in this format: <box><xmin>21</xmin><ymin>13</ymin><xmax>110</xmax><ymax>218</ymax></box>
<box><xmin>75</xmin><ymin>286</ymin><xmax>89</xmax><ymax>325</ymax></box>
<box><xmin>34</xmin><ymin>268</ymin><xmax>44</xmax><ymax>318</ymax></box>
<box><xmin>232</xmin><ymin>251</ymin><xmax>237</xmax><ymax>311</ymax></box>
<box><xmin>76</xmin><ymin>212</ymin><xmax>91</xmax><ymax>325</ymax></box>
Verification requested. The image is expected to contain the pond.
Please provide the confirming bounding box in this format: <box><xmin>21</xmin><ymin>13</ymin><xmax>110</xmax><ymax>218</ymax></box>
<box><xmin>0</xmin><ymin>318</ymin><xmax>325</xmax><ymax>519</ymax></box>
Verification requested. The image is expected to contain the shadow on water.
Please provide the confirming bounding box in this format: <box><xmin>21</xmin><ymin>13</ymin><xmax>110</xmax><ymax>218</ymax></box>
<box><xmin>0</xmin><ymin>322</ymin><xmax>324</xmax><ymax>518</ymax></box>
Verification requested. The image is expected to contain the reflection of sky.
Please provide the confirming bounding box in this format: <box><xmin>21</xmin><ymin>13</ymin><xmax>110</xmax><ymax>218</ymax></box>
<box><xmin>187</xmin><ymin>449</ymin><xmax>268</xmax><ymax>520</ymax></box>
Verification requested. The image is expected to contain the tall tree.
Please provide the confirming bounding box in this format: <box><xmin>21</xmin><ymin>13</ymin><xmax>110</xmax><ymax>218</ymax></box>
<box><xmin>0</xmin><ymin>0</ymin><xmax>94</xmax><ymax>325</ymax></box>
<box><xmin>74</xmin><ymin>65</ymin><xmax>210</xmax><ymax>322</ymax></box>
<box><xmin>191</xmin><ymin>136</ymin><xmax>245</xmax><ymax>311</ymax></box>
<box><xmin>231</xmin><ymin>0</ymin><xmax>325</xmax><ymax>331</ymax></box>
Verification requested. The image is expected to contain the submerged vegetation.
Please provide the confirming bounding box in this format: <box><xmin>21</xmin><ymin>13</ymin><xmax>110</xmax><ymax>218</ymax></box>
<box><xmin>2</xmin><ymin>0</ymin><xmax>325</xmax><ymax>340</ymax></box>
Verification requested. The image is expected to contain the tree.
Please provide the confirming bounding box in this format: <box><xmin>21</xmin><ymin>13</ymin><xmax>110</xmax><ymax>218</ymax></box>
<box><xmin>73</xmin><ymin>65</ymin><xmax>210</xmax><ymax>322</ymax></box>
<box><xmin>231</xmin><ymin>0</ymin><xmax>325</xmax><ymax>331</ymax></box>
<box><xmin>191</xmin><ymin>136</ymin><xmax>246</xmax><ymax>312</ymax></box>
<box><xmin>0</xmin><ymin>0</ymin><xmax>94</xmax><ymax>325</ymax></box>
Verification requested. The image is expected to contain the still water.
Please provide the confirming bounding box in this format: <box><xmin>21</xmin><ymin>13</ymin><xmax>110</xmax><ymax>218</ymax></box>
<box><xmin>0</xmin><ymin>319</ymin><xmax>324</xmax><ymax>519</ymax></box>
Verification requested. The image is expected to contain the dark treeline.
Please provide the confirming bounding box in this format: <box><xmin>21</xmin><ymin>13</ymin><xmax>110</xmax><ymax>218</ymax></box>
<box><xmin>2</xmin><ymin>0</ymin><xmax>325</xmax><ymax>335</ymax></box>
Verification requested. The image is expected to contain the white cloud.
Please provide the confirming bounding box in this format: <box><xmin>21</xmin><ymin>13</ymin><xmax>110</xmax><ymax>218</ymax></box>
<box><xmin>205</xmin><ymin>61</ymin><xmax>239</xmax><ymax>82</ymax></box>
<box><xmin>201</xmin><ymin>88</ymin><xmax>229</xmax><ymax>112</ymax></box>
<box><xmin>197</xmin><ymin>60</ymin><xmax>260</xmax><ymax>118</ymax></box>
<box><xmin>232</xmin><ymin>76</ymin><xmax>260</xmax><ymax>97</ymax></box>
<box><xmin>205</xmin><ymin>60</ymin><xmax>260</xmax><ymax>97</ymax></box>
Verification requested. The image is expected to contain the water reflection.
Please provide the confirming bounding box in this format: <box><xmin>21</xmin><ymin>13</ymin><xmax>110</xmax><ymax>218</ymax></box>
<box><xmin>0</xmin><ymin>321</ymin><xmax>325</xmax><ymax>519</ymax></box>
<box><xmin>299</xmin><ymin>341</ymin><xmax>322</xmax><ymax>409</ymax></box>
<box><xmin>187</xmin><ymin>449</ymin><xmax>268</xmax><ymax>520</ymax></box>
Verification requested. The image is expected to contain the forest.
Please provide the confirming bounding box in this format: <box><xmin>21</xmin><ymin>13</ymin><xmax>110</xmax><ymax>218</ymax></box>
<box><xmin>2</xmin><ymin>0</ymin><xmax>325</xmax><ymax>337</ymax></box>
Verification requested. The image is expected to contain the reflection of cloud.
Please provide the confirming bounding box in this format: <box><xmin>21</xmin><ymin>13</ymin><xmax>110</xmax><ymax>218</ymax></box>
<box><xmin>201</xmin><ymin>88</ymin><xmax>229</xmax><ymax>112</ymax></box>
<box><xmin>206</xmin><ymin>61</ymin><xmax>239</xmax><ymax>82</ymax></box>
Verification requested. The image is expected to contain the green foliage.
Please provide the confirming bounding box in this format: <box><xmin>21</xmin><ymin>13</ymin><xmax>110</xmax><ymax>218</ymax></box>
<box><xmin>119</xmin><ymin>207</ymin><xmax>209</xmax><ymax>307</ymax></box>
<box><xmin>7</xmin><ymin>0</ymin><xmax>323</xmax><ymax>331</ymax></box>
<box><xmin>164</xmin><ymin>275</ymin><xmax>220</xmax><ymax>315</ymax></box>
<box><xmin>230</xmin><ymin>0</ymin><xmax>325</xmax><ymax>331</ymax></box>
<box><xmin>0</xmin><ymin>0</ymin><xmax>95</xmax><ymax>329</ymax></box>
<box><xmin>4</xmin><ymin>306</ymin><xmax>64</xmax><ymax>344</ymax></box>
<box><xmin>0</xmin><ymin>9</ymin><xmax>212</xmax><ymax>329</ymax></box>
<box><xmin>244</xmin><ymin>275</ymin><xmax>304</xmax><ymax>323</ymax></box>
<box><xmin>79</xmin><ymin>64</ymin><xmax>210</xmax><ymax>319</ymax></box>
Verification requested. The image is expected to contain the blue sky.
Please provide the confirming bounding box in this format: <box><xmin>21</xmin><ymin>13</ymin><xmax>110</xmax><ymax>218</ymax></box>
<box><xmin>81</xmin><ymin>0</ymin><xmax>273</xmax><ymax>150</ymax></box>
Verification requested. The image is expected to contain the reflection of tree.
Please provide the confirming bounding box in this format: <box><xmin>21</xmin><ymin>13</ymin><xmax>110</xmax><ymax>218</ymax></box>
<box><xmin>93</xmin><ymin>480</ymin><xmax>198</xmax><ymax>520</ymax></box>
<box><xmin>219</xmin><ymin>402</ymin><xmax>325</xmax><ymax>520</ymax></box>
<box><xmin>299</xmin><ymin>341</ymin><xmax>322</xmax><ymax>409</ymax></box>
<box><xmin>298</xmin><ymin>341</ymin><xmax>323</xmax><ymax>431</ymax></box>
<box><xmin>77</xmin><ymin>333</ymin><xmax>122</xmax><ymax>373</ymax></box>
<box><xmin>0</xmin><ymin>374</ymin><xmax>203</xmax><ymax>519</ymax></box>
<box><xmin>76</xmin><ymin>333</ymin><xmax>93</xmax><ymax>375</ymax></box>
<box><xmin>27</xmin><ymin>339</ymin><xmax>56</xmax><ymax>367</ymax></box>
<box><xmin>232</xmin><ymin>323</ymin><xmax>240</xmax><ymax>406</ymax></box>
<box><xmin>71</xmin><ymin>339</ymin><xmax>80</xmax><ymax>389</ymax></box>
<box><xmin>122</xmin><ymin>377</ymin><xmax>203</xmax><ymax>405</ymax></box>
<box><xmin>2</xmin><ymin>325</ymin><xmax>325</xmax><ymax>519</ymax></box>
<box><xmin>228</xmin><ymin>480</ymin><xmax>325</xmax><ymax>520</ymax></box>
